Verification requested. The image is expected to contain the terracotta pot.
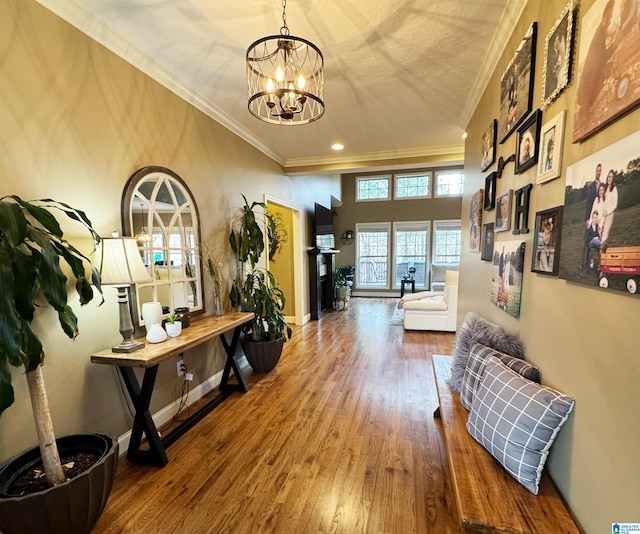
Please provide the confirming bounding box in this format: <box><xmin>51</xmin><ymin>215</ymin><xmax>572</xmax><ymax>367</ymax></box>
<box><xmin>0</xmin><ymin>434</ymin><xmax>118</xmax><ymax>534</ymax></box>
<box><xmin>241</xmin><ymin>337</ymin><xmax>285</xmax><ymax>372</ymax></box>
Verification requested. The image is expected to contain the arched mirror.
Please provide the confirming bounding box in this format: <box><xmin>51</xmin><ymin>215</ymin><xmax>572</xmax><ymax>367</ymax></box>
<box><xmin>122</xmin><ymin>166</ymin><xmax>203</xmax><ymax>326</ymax></box>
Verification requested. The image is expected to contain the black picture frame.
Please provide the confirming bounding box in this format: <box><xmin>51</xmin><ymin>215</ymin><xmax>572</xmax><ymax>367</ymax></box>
<box><xmin>531</xmin><ymin>206</ymin><xmax>563</xmax><ymax>275</ymax></box>
<box><xmin>484</xmin><ymin>172</ymin><xmax>497</xmax><ymax>210</ymax></box>
<box><xmin>515</xmin><ymin>109</ymin><xmax>542</xmax><ymax>174</ymax></box>
<box><xmin>481</xmin><ymin>119</ymin><xmax>497</xmax><ymax>171</ymax></box>
<box><xmin>498</xmin><ymin>22</ymin><xmax>537</xmax><ymax>144</ymax></box>
<box><xmin>495</xmin><ymin>189</ymin><xmax>512</xmax><ymax>233</ymax></box>
<box><xmin>481</xmin><ymin>223</ymin><xmax>495</xmax><ymax>262</ymax></box>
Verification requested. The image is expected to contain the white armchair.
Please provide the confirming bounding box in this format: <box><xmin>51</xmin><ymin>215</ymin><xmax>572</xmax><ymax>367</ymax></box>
<box><xmin>398</xmin><ymin>270</ymin><xmax>459</xmax><ymax>331</ymax></box>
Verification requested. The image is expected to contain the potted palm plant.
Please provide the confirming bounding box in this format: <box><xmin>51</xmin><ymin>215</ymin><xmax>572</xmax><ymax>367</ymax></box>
<box><xmin>229</xmin><ymin>195</ymin><xmax>291</xmax><ymax>372</ymax></box>
<box><xmin>0</xmin><ymin>195</ymin><xmax>118</xmax><ymax>534</ymax></box>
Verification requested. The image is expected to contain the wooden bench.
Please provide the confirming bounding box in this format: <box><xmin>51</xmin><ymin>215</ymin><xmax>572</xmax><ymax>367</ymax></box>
<box><xmin>432</xmin><ymin>355</ymin><xmax>580</xmax><ymax>533</ymax></box>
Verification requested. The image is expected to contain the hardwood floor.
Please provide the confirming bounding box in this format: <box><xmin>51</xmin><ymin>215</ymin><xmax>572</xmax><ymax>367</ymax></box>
<box><xmin>93</xmin><ymin>298</ymin><xmax>460</xmax><ymax>533</ymax></box>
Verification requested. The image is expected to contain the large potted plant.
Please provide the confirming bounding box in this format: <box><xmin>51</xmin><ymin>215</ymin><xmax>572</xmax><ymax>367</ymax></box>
<box><xmin>0</xmin><ymin>195</ymin><xmax>118</xmax><ymax>534</ymax></box>
<box><xmin>229</xmin><ymin>195</ymin><xmax>291</xmax><ymax>372</ymax></box>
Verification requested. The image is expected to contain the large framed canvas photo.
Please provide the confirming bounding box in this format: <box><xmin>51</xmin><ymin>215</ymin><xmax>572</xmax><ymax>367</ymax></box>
<box><xmin>491</xmin><ymin>241</ymin><xmax>526</xmax><ymax>318</ymax></box>
<box><xmin>498</xmin><ymin>22</ymin><xmax>537</xmax><ymax>143</ymax></box>
<box><xmin>559</xmin><ymin>129</ymin><xmax>640</xmax><ymax>296</ymax></box>
<box><xmin>481</xmin><ymin>119</ymin><xmax>497</xmax><ymax>171</ymax></box>
<box><xmin>537</xmin><ymin>110</ymin><xmax>566</xmax><ymax>184</ymax></box>
<box><xmin>470</xmin><ymin>189</ymin><xmax>483</xmax><ymax>252</ymax></box>
<box><xmin>573</xmin><ymin>0</ymin><xmax>640</xmax><ymax>142</ymax></box>
<box><xmin>531</xmin><ymin>206</ymin><xmax>563</xmax><ymax>275</ymax></box>
<box><xmin>541</xmin><ymin>0</ymin><xmax>577</xmax><ymax>109</ymax></box>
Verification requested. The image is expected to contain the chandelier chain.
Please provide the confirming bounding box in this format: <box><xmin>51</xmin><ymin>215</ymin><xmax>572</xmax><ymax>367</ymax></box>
<box><xmin>280</xmin><ymin>0</ymin><xmax>290</xmax><ymax>36</ymax></box>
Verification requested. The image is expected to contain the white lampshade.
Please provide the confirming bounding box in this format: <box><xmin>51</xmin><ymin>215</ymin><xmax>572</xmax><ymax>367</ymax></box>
<box><xmin>95</xmin><ymin>237</ymin><xmax>152</xmax><ymax>286</ymax></box>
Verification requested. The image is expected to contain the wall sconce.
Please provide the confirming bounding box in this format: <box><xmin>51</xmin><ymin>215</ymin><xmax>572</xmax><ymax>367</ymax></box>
<box><xmin>340</xmin><ymin>230</ymin><xmax>354</xmax><ymax>245</ymax></box>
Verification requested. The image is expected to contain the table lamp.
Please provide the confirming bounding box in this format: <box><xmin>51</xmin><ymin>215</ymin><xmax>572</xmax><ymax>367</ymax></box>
<box><xmin>94</xmin><ymin>234</ymin><xmax>152</xmax><ymax>353</ymax></box>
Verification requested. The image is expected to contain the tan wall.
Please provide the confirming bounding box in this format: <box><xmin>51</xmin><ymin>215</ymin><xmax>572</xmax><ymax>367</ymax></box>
<box><xmin>266</xmin><ymin>203</ymin><xmax>295</xmax><ymax>316</ymax></box>
<box><xmin>461</xmin><ymin>1</ymin><xmax>640</xmax><ymax>531</ymax></box>
<box><xmin>0</xmin><ymin>0</ymin><xmax>338</xmax><ymax>461</ymax></box>
<box><xmin>336</xmin><ymin>169</ymin><xmax>463</xmax><ymax>285</ymax></box>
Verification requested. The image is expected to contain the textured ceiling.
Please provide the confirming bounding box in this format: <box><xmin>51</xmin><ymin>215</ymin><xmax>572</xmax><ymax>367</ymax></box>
<box><xmin>37</xmin><ymin>0</ymin><xmax>524</xmax><ymax>170</ymax></box>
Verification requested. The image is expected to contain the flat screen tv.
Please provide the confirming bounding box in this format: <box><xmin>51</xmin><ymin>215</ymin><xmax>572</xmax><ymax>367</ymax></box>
<box><xmin>314</xmin><ymin>202</ymin><xmax>335</xmax><ymax>249</ymax></box>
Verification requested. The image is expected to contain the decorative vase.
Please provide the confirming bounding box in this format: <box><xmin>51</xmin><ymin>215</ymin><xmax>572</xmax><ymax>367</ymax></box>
<box><xmin>241</xmin><ymin>337</ymin><xmax>285</xmax><ymax>372</ymax></box>
<box><xmin>212</xmin><ymin>295</ymin><xmax>224</xmax><ymax>316</ymax></box>
<box><xmin>0</xmin><ymin>434</ymin><xmax>118</xmax><ymax>534</ymax></box>
<box><xmin>145</xmin><ymin>323</ymin><xmax>167</xmax><ymax>343</ymax></box>
<box><xmin>165</xmin><ymin>321</ymin><xmax>182</xmax><ymax>338</ymax></box>
<box><xmin>141</xmin><ymin>302</ymin><xmax>163</xmax><ymax>331</ymax></box>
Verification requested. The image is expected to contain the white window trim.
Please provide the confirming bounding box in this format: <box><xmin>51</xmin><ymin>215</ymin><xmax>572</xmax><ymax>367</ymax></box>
<box><xmin>432</xmin><ymin>219</ymin><xmax>462</xmax><ymax>264</ymax></box>
<box><xmin>392</xmin><ymin>221</ymin><xmax>431</xmax><ymax>289</ymax></box>
<box><xmin>393</xmin><ymin>172</ymin><xmax>432</xmax><ymax>200</ymax></box>
<box><xmin>434</xmin><ymin>170</ymin><xmax>464</xmax><ymax>198</ymax></box>
<box><xmin>355</xmin><ymin>222</ymin><xmax>391</xmax><ymax>289</ymax></box>
<box><xmin>356</xmin><ymin>175</ymin><xmax>391</xmax><ymax>202</ymax></box>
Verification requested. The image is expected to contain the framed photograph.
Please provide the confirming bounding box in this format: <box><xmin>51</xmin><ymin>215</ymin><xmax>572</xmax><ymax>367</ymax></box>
<box><xmin>484</xmin><ymin>172</ymin><xmax>497</xmax><ymax>210</ymax></box>
<box><xmin>537</xmin><ymin>110</ymin><xmax>566</xmax><ymax>184</ymax></box>
<box><xmin>515</xmin><ymin>109</ymin><xmax>542</xmax><ymax>174</ymax></box>
<box><xmin>481</xmin><ymin>119</ymin><xmax>497</xmax><ymax>171</ymax></box>
<box><xmin>481</xmin><ymin>223</ymin><xmax>495</xmax><ymax>261</ymax></box>
<box><xmin>559</xmin><ymin>129</ymin><xmax>640</xmax><ymax>296</ymax></box>
<box><xmin>573</xmin><ymin>0</ymin><xmax>640</xmax><ymax>142</ymax></box>
<box><xmin>531</xmin><ymin>206</ymin><xmax>563</xmax><ymax>275</ymax></box>
<box><xmin>470</xmin><ymin>189</ymin><xmax>483</xmax><ymax>252</ymax></box>
<box><xmin>495</xmin><ymin>189</ymin><xmax>512</xmax><ymax>233</ymax></box>
<box><xmin>541</xmin><ymin>0</ymin><xmax>577</xmax><ymax>109</ymax></box>
<box><xmin>491</xmin><ymin>241</ymin><xmax>526</xmax><ymax>318</ymax></box>
<box><xmin>498</xmin><ymin>22</ymin><xmax>537</xmax><ymax>143</ymax></box>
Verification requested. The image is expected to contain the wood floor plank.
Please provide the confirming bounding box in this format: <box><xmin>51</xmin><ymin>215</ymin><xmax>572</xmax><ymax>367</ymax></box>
<box><xmin>92</xmin><ymin>298</ymin><xmax>460</xmax><ymax>533</ymax></box>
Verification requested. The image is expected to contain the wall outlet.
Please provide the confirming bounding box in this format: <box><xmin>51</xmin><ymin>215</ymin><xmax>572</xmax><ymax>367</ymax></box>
<box><xmin>177</xmin><ymin>359</ymin><xmax>185</xmax><ymax>376</ymax></box>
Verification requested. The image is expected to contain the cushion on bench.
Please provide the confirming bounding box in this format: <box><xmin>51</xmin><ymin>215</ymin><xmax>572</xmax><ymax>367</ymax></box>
<box><xmin>460</xmin><ymin>342</ymin><xmax>541</xmax><ymax>410</ymax></box>
<box><xmin>449</xmin><ymin>312</ymin><xmax>525</xmax><ymax>393</ymax></box>
<box><xmin>466</xmin><ymin>356</ymin><xmax>575</xmax><ymax>495</ymax></box>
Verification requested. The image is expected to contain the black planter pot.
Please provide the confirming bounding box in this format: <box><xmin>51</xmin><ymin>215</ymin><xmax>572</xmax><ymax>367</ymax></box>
<box><xmin>0</xmin><ymin>434</ymin><xmax>118</xmax><ymax>534</ymax></box>
<box><xmin>241</xmin><ymin>336</ymin><xmax>285</xmax><ymax>372</ymax></box>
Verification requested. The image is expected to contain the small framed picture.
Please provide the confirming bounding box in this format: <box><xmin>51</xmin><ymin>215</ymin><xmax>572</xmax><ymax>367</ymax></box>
<box><xmin>531</xmin><ymin>206</ymin><xmax>563</xmax><ymax>275</ymax></box>
<box><xmin>470</xmin><ymin>189</ymin><xmax>483</xmax><ymax>252</ymax></box>
<box><xmin>481</xmin><ymin>119</ymin><xmax>497</xmax><ymax>171</ymax></box>
<box><xmin>515</xmin><ymin>109</ymin><xmax>541</xmax><ymax>174</ymax></box>
<box><xmin>541</xmin><ymin>0</ymin><xmax>577</xmax><ymax>109</ymax></box>
<box><xmin>495</xmin><ymin>190</ymin><xmax>512</xmax><ymax>233</ymax></box>
<box><xmin>481</xmin><ymin>223</ymin><xmax>495</xmax><ymax>261</ymax></box>
<box><xmin>484</xmin><ymin>172</ymin><xmax>497</xmax><ymax>210</ymax></box>
<box><xmin>537</xmin><ymin>110</ymin><xmax>566</xmax><ymax>184</ymax></box>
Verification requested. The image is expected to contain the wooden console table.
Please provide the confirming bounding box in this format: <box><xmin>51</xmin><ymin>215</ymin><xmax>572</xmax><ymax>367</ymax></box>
<box><xmin>91</xmin><ymin>312</ymin><xmax>253</xmax><ymax>467</ymax></box>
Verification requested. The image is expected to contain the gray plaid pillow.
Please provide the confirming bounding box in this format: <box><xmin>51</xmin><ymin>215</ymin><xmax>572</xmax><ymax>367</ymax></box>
<box><xmin>466</xmin><ymin>356</ymin><xmax>575</xmax><ymax>495</ymax></box>
<box><xmin>460</xmin><ymin>342</ymin><xmax>541</xmax><ymax>410</ymax></box>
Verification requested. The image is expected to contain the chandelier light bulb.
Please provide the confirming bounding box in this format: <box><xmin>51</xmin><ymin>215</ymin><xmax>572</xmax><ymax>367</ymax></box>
<box><xmin>267</xmin><ymin>78</ymin><xmax>274</xmax><ymax>91</ymax></box>
<box><xmin>276</xmin><ymin>66</ymin><xmax>284</xmax><ymax>83</ymax></box>
<box><xmin>297</xmin><ymin>74</ymin><xmax>305</xmax><ymax>89</ymax></box>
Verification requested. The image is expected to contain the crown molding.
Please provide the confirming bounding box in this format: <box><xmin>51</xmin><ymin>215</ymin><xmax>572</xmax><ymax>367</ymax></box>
<box><xmin>460</xmin><ymin>0</ymin><xmax>529</xmax><ymax>129</ymax></box>
<box><xmin>35</xmin><ymin>0</ymin><xmax>286</xmax><ymax>166</ymax></box>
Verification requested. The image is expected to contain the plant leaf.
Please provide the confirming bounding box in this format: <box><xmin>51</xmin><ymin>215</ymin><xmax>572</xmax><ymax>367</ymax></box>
<box><xmin>0</xmin><ymin>358</ymin><xmax>15</xmax><ymax>416</ymax></box>
<box><xmin>0</xmin><ymin>200</ymin><xmax>28</xmax><ymax>247</ymax></box>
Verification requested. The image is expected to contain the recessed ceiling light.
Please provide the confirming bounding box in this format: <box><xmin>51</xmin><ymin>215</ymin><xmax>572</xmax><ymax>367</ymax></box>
<box><xmin>461</xmin><ymin>132</ymin><xmax>468</xmax><ymax>139</ymax></box>
<box><xmin>331</xmin><ymin>143</ymin><xmax>344</xmax><ymax>151</ymax></box>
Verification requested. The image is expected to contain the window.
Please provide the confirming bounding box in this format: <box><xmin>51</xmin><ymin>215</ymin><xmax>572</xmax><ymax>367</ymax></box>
<box><xmin>393</xmin><ymin>222</ymin><xmax>430</xmax><ymax>288</ymax></box>
<box><xmin>394</xmin><ymin>172</ymin><xmax>431</xmax><ymax>199</ymax></box>
<box><xmin>356</xmin><ymin>176</ymin><xmax>391</xmax><ymax>201</ymax></box>
<box><xmin>356</xmin><ymin>223</ymin><xmax>390</xmax><ymax>287</ymax></box>
<box><xmin>435</xmin><ymin>170</ymin><xmax>464</xmax><ymax>197</ymax></box>
<box><xmin>433</xmin><ymin>220</ymin><xmax>461</xmax><ymax>264</ymax></box>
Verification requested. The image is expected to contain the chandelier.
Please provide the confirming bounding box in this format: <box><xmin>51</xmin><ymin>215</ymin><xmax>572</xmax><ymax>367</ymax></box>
<box><xmin>246</xmin><ymin>0</ymin><xmax>324</xmax><ymax>125</ymax></box>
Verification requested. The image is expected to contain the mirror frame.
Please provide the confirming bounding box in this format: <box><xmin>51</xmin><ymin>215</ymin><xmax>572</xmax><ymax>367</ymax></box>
<box><xmin>121</xmin><ymin>166</ymin><xmax>203</xmax><ymax>328</ymax></box>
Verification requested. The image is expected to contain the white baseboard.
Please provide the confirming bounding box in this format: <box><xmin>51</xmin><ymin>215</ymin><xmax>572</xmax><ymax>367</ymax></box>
<box><xmin>116</xmin><ymin>359</ymin><xmax>249</xmax><ymax>456</ymax></box>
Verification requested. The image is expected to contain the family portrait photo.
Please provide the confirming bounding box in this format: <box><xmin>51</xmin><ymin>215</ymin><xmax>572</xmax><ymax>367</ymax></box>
<box><xmin>491</xmin><ymin>240</ymin><xmax>526</xmax><ymax>318</ymax></box>
<box><xmin>515</xmin><ymin>109</ymin><xmax>541</xmax><ymax>174</ymax></box>
<box><xmin>559</xmin><ymin>129</ymin><xmax>640</xmax><ymax>295</ymax></box>
<box><xmin>537</xmin><ymin>110</ymin><xmax>566</xmax><ymax>183</ymax></box>
<box><xmin>573</xmin><ymin>0</ymin><xmax>640</xmax><ymax>142</ymax></box>
<box><xmin>481</xmin><ymin>119</ymin><xmax>497</xmax><ymax>171</ymax></box>
<box><xmin>495</xmin><ymin>190</ymin><xmax>512</xmax><ymax>232</ymax></box>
